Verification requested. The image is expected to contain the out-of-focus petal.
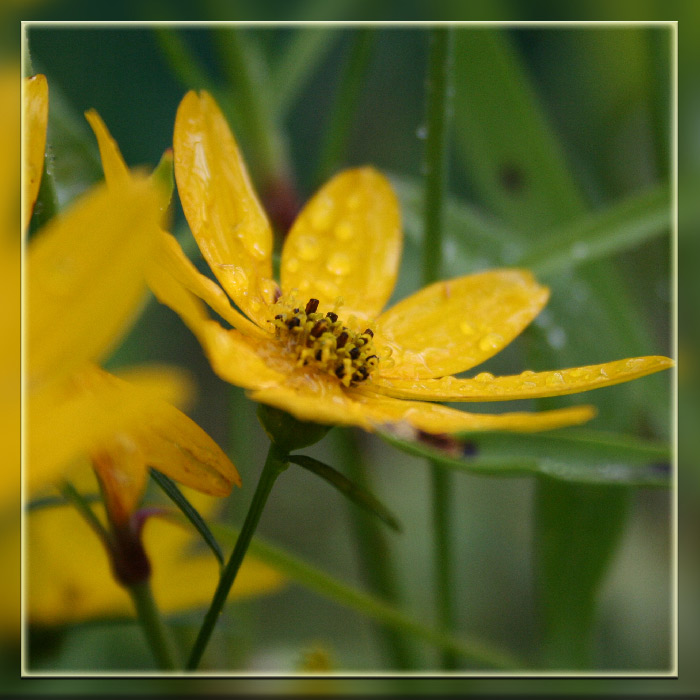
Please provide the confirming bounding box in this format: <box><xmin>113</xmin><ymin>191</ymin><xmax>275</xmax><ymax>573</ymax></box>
<box><xmin>352</xmin><ymin>393</ymin><xmax>597</xmax><ymax>434</ymax></box>
<box><xmin>84</xmin><ymin>108</ymin><xmax>130</xmax><ymax>187</ymax></box>
<box><xmin>27</xmin><ymin>502</ymin><xmax>285</xmax><ymax>625</ymax></box>
<box><xmin>28</xmin><ymin>177</ymin><xmax>161</xmax><ymax>391</ymax></box>
<box><xmin>27</xmin><ymin>364</ymin><xmax>190</xmax><ymax>496</ymax></box>
<box><xmin>374</xmin><ymin>270</ymin><xmax>549</xmax><ymax>380</ymax></box>
<box><xmin>280</xmin><ymin>168</ymin><xmax>402</xmax><ymax>328</ymax></box>
<box><xmin>369</xmin><ymin>356</ymin><xmax>675</xmax><ymax>401</ymax></box>
<box><xmin>23</xmin><ymin>73</ymin><xmax>48</xmax><ymax>231</ymax></box>
<box><xmin>174</xmin><ymin>90</ymin><xmax>278</xmax><ymax>326</ymax></box>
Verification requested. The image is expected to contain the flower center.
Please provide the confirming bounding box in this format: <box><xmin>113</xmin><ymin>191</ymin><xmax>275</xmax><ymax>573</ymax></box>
<box><xmin>270</xmin><ymin>297</ymin><xmax>381</xmax><ymax>387</ymax></box>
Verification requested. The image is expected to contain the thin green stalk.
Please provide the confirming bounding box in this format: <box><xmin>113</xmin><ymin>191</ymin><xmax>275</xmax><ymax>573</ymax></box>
<box><xmin>422</xmin><ymin>28</ymin><xmax>457</xmax><ymax>670</ymax></box>
<box><xmin>127</xmin><ymin>580</ymin><xmax>178</xmax><ymax>671</ymax></box>
<box><xmin>335</xmin><ymin>428</ymin><xmax>415</xmax><ymax>669</ymax></box>
<box><xmin>59</xmin><ymin>482</ymin><xmax>109</xmax><ymax>544</ymax></box>
<box><xmin>186</xmin><ymin>442</ymin><xmax>289</xmax><ymax>670</ymax></box>
<box><xmin>313</xmin><ymin>29</ymin><xmax>376</xmax><ymax>187</ymax></box>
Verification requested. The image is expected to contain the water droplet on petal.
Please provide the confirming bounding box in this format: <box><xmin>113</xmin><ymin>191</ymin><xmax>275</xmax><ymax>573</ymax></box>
<box><xmin>326</xmin><ymin>251</ymin><xmax>352</xmax><ymax>276</ymax></box>
<box><xmin>459</xmin><ymin>321</ymin><xmax>475</xmax><ymax>336</ymax></box>
<box><xmin>346</xmin><ymin>193</ymin><xmax>361</xmax><ymax>210</ymax></box>
<box><xmin>334</xmin><ymin>220</ymin><xmax>354</xmax><ymax>241</ymax></box>
<box><xmin>599</xmin><ymin>367</ymin><xmax>609</xmax><ymax>378</ymax></box>
<box><xmin>568</xmin><ymin>368</ymin><xmax>585</xmax><ymax>379</ymax></box>
<box><xmin>297</xmin><ymin>236</ymin><xmax>320</xmax><ymax>261</ymax></box>
<box><xmin>299</xmin><ymin>279</ymin><xmax>311</xmax><ymax>291</ymax></box>
<box><xmin>285</xmin><ymin>257</ymin><xmax>300</xmax><ymax>273</ymax></box>
<box><xmin>479</xmin><ymin>333</ymin><xmax>503</xmax><ymax>352</ymax></box>
<box><xmin>311</xmin><ymin>204</ymin><xmax>332</xmax><ymax>230</ymax></box>
<box><xmin>625</xmin><ymin>358</ymin><xmax>645</xmax><ymax>370</ymax></box>
<box><xmin>475</xmin><ymin>372</ymin><xmax>494</xmax><ymax>382</ymax></box>
<box><xmin>520</xmin><ymin>370</ymin><xmax>535</xmax><ymax>377</ymax></box>
<box><xmin>545</xmin><ymin>371</ymin><xmax>565</xmax><ymax>386</ymax></box>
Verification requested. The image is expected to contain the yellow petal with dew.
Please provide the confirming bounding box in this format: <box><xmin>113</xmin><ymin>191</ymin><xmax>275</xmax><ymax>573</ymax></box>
<box><xmin>174</xmin><ymin>90</ymin><xmax>278</xmax><ymax>326</ymax></box>
<box><xmin>28</xmin><ymin>177</ymin><xmax>161</xmax><ymax>392</ymax></box>
<box><xmin>27</xmin><ymin>502</ymin><xmax>284</xmax><ymax>626</ymax></box>
<box><xmin>27</xmin><ymin>364</ymin><xmax>190</xmax><ymax>496</ymax></box>
<box><xmin>351</xmin><ymin>393</ymin><xmax>597</xmax><ymax>434</ymax></box>
<box><xmin>147</xmin><ymin>262</ymin><xmax>286</xmax><ymax>390</ymax></box>
<box><xmin>374</xmin><ymin>269</ymin><xmax>550</xmax><ymax>380</ymax></box>
<box><xmin>23</xmin><ymin>73</ymin><xmax>48</xmax><ymax>231</ymax></box>
<box><xmin>154</xmin><ymin>230</ymin><xmax>266</xmax><ymax>338</ymax></box>
<box><xmin>280</xmin><ymin>167</ymin><xmax>402</xmax><ymax>328</ymax></box>
<box><xmin>369</xmin><ymin>355</ymin><xmax>675</xmax><ymax>401</ymax></box>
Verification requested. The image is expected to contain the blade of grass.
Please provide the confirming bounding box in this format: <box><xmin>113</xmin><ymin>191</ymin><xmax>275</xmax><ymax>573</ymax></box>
<box><xmin>289</xmin><ymin>454</ymin><xmax>402</xmax><ymax>532</ymax></box>
<box><xmin>210</xmin><ymin>522</ymin><xmax>524</xmax><ymax>669</ymax></box>
<box><xmin>150</xmin><ymin>469</ymin><xmax>224</xmax><ymax>567</ymax></box>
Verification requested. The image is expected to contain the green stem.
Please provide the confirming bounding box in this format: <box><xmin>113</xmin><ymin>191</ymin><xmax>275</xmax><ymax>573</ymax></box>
<box><xmin>186</xmin><ymin>442</ymin><xmax>289</xmax><ymax>670</ymax></box>
<box><xmin>422</xmin><ymin>28</ymin><xmax>457</xmax><ymax>670</ymax></box>
<box><xmin>313</xmin><ymin>29</ymin><xmax>375</xmax><ymax>187</ymax></box>
<box><xmin>127</xmin><ymin>580</ymin><xmax>178</xmax><ymax>671</ymax></box>
<box><xmin>59</xmin><ymin>482</ymin><xmax>109</xmax><ymax>544</ymax></box>
<box><xmin>335</xmin><ymin>428</ymin><xmax>415</xmax><ymax>669</ymax></box>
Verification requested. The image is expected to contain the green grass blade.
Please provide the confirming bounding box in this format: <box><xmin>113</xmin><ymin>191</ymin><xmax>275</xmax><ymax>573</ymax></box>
<box><xmin>150</xmin><ymin>469</ymin><xmax>224</xmax><ymax>567</ymax></box>
<box><xmin>210</xmin><ymin>523</ymin><xmax>523</xmax><ymax>669</ymax></box>
<box><xmin>520</xmin><ymin>184</ymin><xmax>671</xmax><ymax>277</ymax></box>
<box><xmin>289</xmin><ymin>454</ymin><xmax>402</xmax><ymax>532</ymax></box>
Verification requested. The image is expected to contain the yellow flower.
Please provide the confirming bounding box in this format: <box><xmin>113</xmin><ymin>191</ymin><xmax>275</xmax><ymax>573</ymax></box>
<box><xmin>101</xmin><ymin>90</ymin><xmax>673</xmax><ymax>437</ymax></box>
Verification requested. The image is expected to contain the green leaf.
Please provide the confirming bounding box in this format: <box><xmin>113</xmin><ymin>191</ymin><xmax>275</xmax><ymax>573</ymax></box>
<box><xmin>520</xmin><ymin>184</ymin><xmax>670</xmax><ymax>276</ymax></box>
<box><xmin>534</xmin><ymin>479</ymin><xmax>629</xmax><ymax>668</ymax></box>
<box><xmin>209</xmin><ymin>522</ymin><xmax>522</xmax><ymax>669</ymax></box>
<box><xmin>379</xmin><ymin>428</ymin><xmax>670</xmax><ymax>488</ymax></box>
<box><xmin>288</xmin><ymin>454</ymin><xmax>402</xmax><ymax>532</ymax></box>
<box><xmin>150</xmin><ymin>469</ymin><xmax>224</xmax><ymax>567</ymax></box>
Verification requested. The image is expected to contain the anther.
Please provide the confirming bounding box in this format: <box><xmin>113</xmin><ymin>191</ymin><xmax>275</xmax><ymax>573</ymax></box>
<box><xmin>336</xmin><ymin>332</ymin><xmax>349</xmax><ymax>349</ymax></box>
<box><xmin>349</xmin><ymin>347</ymin><xmax>361</xmax><ymax>360</ymax></box>
<box><xmin>315</xmin><ymin>349</ymin><xmax>322</xmax><ymax>361</ymax></box>
<box><xmin>326</xmin><ymin>312</ymin><xmax>338</xmax><ymax>323</ymax></box>
<box><xmin>274</xmin><ymin>314</ymin><xmax>284</xmax><ymax>320</ymax></box>
<box><xmin>305</xmin><ymin>298</ymin><xmax>319</xmax><ymax>314</ymax></box>
<box><xmin>310</xmin><ymin>320</ymin><xmax>327</xmax><ymax>337</ymax></box>
<box><xmin>287</xmin><ymin>317</ymin><xmax>301</xmax><ymax>329</ymax></box>
<box><xmin>364</xmin><ymin>329</ymin><xmax>374</xmax><ymax>338</ymax></box>
<box><xmin>335</xmin><ymin>366</ymin><xmax>346</xmax><ymax>379</ymax></box>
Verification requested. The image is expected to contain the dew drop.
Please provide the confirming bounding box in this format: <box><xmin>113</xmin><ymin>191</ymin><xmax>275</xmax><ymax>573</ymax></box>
<box><xmin>520</xmin><ymin>370</ymin><xmax>535</xmax><ymax>377</ymax></box>
<box><xmin>326</xmin><ymin>251</ymin><xmax>352</xmax><ymax>276</ymax></box>
<box><xmin>545</xmin><ymin>371</ymin><xmax>565</xmax><ymax>386</ymax></box>
<box><xmin>299</xmin><ymin>279</ymin><xmax>311</xmax><ymax>291</ymax></box>
<box><xmin>547</xmin><ymin>327</ymin><xmax>567</xmax><ymax>350</ymax></box>
<box><xmin>568</xmin><ymin>368</ymin><xmax>585</xmax><ymax>379</ymax></box>
<box><xmin>311</xmin><ymin>205</ymin><xmax>332</xmax><ymax>230</ymax></box>
<box><xmin>249</xmin><ymin>297</ymin><xmax>262</xmax><ymax>312</ymax></box>
<box><xmin>228</xmin><ymin>266</ymin><xmax>248</xmax><ymax>291</ymax></box>
<box><xmin>416</xmin><ymin>125</ymin><xmax>428</xmax><ymax>140</ymax></box>
<box><xmin>599</xmin><ymin>367</ymin><xmax>609</xmax><ymax>378</ymax></box>
<box><xmin>474</xmin><ymin>372</ymin><xmax>494</xmax><ymax>382</ymax></box>
<box><xmin>317</xmin><ymin>279</ymin><xmax>339</xmax><ymax>298</ymax></box>
<box><xmin>478</xmin><ymin>333</ymin><xmax>503</xmax><ymax>352</ymax></box>
<box><xmin>334</xmin><ymin>220</ymin><xmax>354</xmax><ymax>241</ymax></box>
<box><xmin>297</xmin><ymin>236</ymin><xmax>321</xmax><ymax>261</ymax></box>
<box><xmin>459</xmin><ymin>321</ymin><xmax>475</xmax><ymax>336</ymax></box>
<box><xmin>286</xmin><ymin>257</ymin><xmax>300</xmax><ymax>273</ymax></box>
<box><xmin>625</xmin><ymin>358</ymin><xmax>645</xmax><ymax>370</ymax></box>
<box><xmin>193</xmin><ymin>141</ymin><xmax>210</xmax><ymax>179</ymax></box>
<box><xmin>346</xmin><ymin>193</ymin><xmax>361</xmax><ymax>210</ymax></box>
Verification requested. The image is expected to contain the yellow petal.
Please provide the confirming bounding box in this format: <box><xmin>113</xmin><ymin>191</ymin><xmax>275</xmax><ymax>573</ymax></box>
<box><xmin>27</xmin><ymin>364</ymin><xmax>190</xmax><ymax>496</ymax></box>
<box><xmin>0</xmin><ymin>67</ymin><xmax>20</xmax><ymax>234</ymax></box>
<box><xmin>92</xmin><ymin>437</ymin><xmax>149</xmax><ymax>527</ymax></box>
<box><xmin>369</xmin><ymin>355</ymin><xmax>675</xmax><ymax>401</ymax></box>
<box><xmin>147</xmin><ymin>261</ymin><xmax>286</xmax><ymax>390</ymax></box>
<box><xmin>27</xmin><ymin>503</ymin><xmax>284</xmax><ymax>625</ymax></box>
<box><xmin>374</xmin><ymin>269</ymin><xmax>550</xmax><ymax>379</ymax></box>
<box><xmin>84</xmin><ymin>108</ymin><xmax>131</xmax><ymax>186</ymax></box>
<box><xmin>174</xmin><ymin>90</ymin><xmax>278</xmax><ymax>326</ymax></box>
<box><xmin>23</xmin><ymin>74</ymin><xmax>48</xmax><ymax>231</ymax></box>
<box><xmin>28</xmin><ymin>177</ymin><xmax>161</xmax><ymax>391</ymax></box>
<box><xmin>154</xmin><ymin>230</ymin><xmax>266</xmax><ymax>338</ymax></box>
<box><xmin>280</xmin><ymin>167</ymin><xmax>402</xmax><ymax>327</ymax></box>
<box><xmin>127</xmin><ymin>387</ymin><xmax>241</xmax><ymax>496</ymax></box>
<box><xmin>352</xmin><ymin>393</ymin><xmax>597</xmax><ymax>434</ymax></box>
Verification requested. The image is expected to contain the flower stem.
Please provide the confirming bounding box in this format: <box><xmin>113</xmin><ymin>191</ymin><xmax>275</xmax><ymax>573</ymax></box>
<box><xmin>186</xmin><ymin>441</ymin><xmax>289</xmax><ymax>670</ymax></box>
<box><xmin>127</xmin><ymin>580</ymin><xmax>178</xmax><ymax>671</ymax></box>
<box><xmin>422</xmin><ymin>27</ymin><xmax>457</xmax><ymax>670</ymax></box>
<box><xmin>335</xmin><ymin>428</ymin><xmax>416</xmax><ymax>669</ymax></box>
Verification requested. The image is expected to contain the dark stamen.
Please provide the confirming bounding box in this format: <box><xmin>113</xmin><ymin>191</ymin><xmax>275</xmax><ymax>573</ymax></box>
<box><xmin>349</xmin><ymin>347</ymin><xmax>360</xmax><ymax>360</ymax></box>
<box><xmin>326</xmin><ymin>312</ymin><xmax>338</xmax><ymax>323</ymax></box>
<box><xmin>310</xmin><ymin>320</ymin><xmax>327</xmax><ymax>337</ymax></box>
<box><xmin>335</xmin><ymin>366</ymin><xmax>346</xmax><ymax>379</ymax></box>
<box><xmin>275</xmin><ymin>314</ymin><xmax>284</xmax><ymax>320</ymax></box>
<box><xmin>287</xmin><ymin>317</ymin><xmax>301</xmax><ymax>329</ymax></box>
<box><xmin>315</xmin><ymin>349</ymin><xmax>322</xmax><ymax>361</ymax></box>
<box><xmin>305</xmin><ymin>298</ymin><xmax>319</xmax><ymax>314</ymax></box>
<box><xmin>293</xmin><ymin>308</ymin><xmax>300</xmax><ymax>314</ymax></box>
<box><xmin>336</xmin><ymin>331</ymin><xmax>349</xmax><ymax>349</ymax></box>
<box><xmin>363</xmin><ymin>328</ymin><xmax>374</xmax><ymax>338</ymax></box>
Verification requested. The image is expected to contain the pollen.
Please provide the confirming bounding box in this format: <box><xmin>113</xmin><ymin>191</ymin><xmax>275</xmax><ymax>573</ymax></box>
<box><xmin>270</xmin><ymin>297</ymin><xmax>381</xmax><ymax>387</ymax></box>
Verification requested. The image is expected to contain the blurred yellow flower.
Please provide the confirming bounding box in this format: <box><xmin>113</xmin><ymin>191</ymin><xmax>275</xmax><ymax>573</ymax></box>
<box><xmin>27</xmin><ymin>480</ymin><xmax>284</xmax><ymax>626</ymax></box>
<box><xmin>93</xmin><ymin>90</ymin><xmax>673</xmax><ymax>439</ymax></box>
